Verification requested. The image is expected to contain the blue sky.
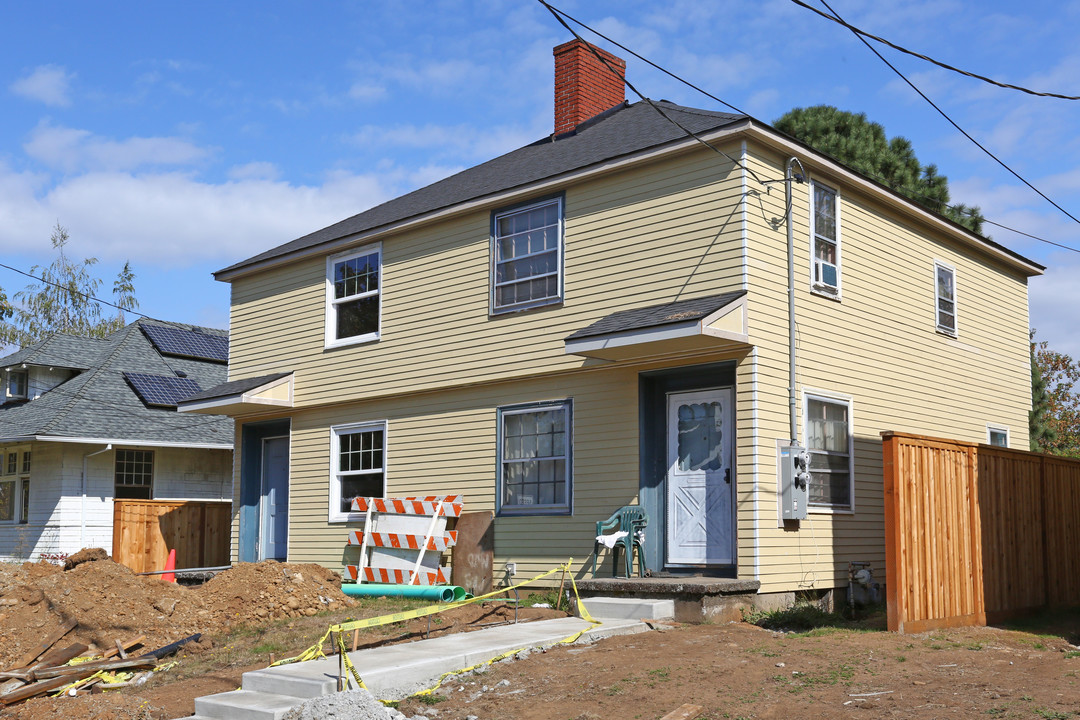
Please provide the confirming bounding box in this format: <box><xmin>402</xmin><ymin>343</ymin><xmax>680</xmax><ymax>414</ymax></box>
<box><xmin>2</xmin><ymin>0</ymin><xmax>1079</xmax><ymax>356</ymax></box>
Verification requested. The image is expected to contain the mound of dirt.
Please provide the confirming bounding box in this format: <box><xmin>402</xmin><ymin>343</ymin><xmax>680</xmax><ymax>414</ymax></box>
<box><xmin>0</xmin><ymin>555</ymin><xmax>358</xmax><ymax>670</ymax></box>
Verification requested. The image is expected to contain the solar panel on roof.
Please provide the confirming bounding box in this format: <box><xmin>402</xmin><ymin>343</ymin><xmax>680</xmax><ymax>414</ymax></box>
<box><xmin>141</xmin><ymin>324</ymin><xmax>228</xmax><ymax>363</ymax></box>
<box><xmin>123</xmin><ymin>372</ymin><xmax>203</xmax><ymax>408</ymax></box>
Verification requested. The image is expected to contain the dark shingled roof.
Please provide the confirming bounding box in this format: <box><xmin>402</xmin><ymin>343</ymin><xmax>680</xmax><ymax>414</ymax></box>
<box><xmin>566</xmin><ymin>290</ymin><xmax>747</xmax><ymax>341</ymax></box>
<box><xmin>0</xmin><ymin>319</ymin><xmax>231</xmax><ymax>445</ymax></box>
<box><xmin>180</xmin><ymin>372</ymin><xmax>292</xmax><ymax>404</ymax></box>
<box><xmin>216</xmin><ymin>101</ymin><xmax>747</xmax><ymax>277</ymax></box>
<box><xmin>1</xmin><ymin>334</ymin><xmax>111</xmax><ymax>371</ymax></box>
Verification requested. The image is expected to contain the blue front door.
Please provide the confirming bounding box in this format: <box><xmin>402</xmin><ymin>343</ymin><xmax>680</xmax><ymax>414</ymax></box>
<box><xmin>260</xmin><ymin>436</ymin><xmax>289</xmax><ymax>561</ymax></box>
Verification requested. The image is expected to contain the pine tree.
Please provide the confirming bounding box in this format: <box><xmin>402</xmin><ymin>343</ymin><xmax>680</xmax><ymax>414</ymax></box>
<box><xmin>774</xmin><ymin>105</ymin><xmax>984</xmax><ymax>235</ymax></box>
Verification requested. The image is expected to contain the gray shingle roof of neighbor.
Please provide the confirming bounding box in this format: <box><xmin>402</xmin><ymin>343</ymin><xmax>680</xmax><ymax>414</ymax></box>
<box><xmin>565</xmin><ymin>290</ymin><xmax>748</xmax><ymax>341</ymax></box>
<box><xmin>1</xmin><ymin>333</ymin><xmax>111</xmax><ymax>371</ymax></box>
<box><xmin>179</xmin><ymin>372</ymin><xmax>292</xmax><ymax>403</ymax></box>
<box><xmin>215</xmin><ymin>101</ymin><xmax>747</xmax><ymax>277</ymax></box>
<box><xmin>0</xmin><ymin>319</ymin><xmax>232</xmax><ymax>446</ymax></box>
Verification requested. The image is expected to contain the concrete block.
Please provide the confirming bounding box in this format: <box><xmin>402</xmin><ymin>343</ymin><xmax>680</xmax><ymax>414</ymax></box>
<box><xmin>583</xmin><ymin>596</ymin><xmax>674</xmax><ymax>620</ymax></box>
<box><xmin>193</xmin><ymin>689</ymin><xmax>302</xmax><ymax>720</ymax></box>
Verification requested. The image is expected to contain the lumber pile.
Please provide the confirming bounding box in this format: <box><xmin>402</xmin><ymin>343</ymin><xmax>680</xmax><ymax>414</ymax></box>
<box><xmin>0</xmin><ymin>620</ymin><xmax>199</xmax><ymax>706</ymax></box>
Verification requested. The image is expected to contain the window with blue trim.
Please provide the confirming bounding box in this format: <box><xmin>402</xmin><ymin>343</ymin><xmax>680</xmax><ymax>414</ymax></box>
<box><xmin>497</xmin><ymin>400</ymin><xmax>572</xmax><ymax>514</ymax></box>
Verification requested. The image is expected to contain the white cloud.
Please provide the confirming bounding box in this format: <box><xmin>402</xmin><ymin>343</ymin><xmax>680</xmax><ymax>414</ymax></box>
<box><xmin>228</xmin><ymin>161</ymin><xmax>281</xmax><ymax>181</ymax></box>
<box><xmin>1030</xmin><ymin>255</ymin><xmax>1080</xmax><ymax>359</ymax></box>
<box><xmin>10</xmin><ymin>65</ymin><xmax>75</xmax><ymax>107</ymax></box>
<box><xmin>24</xmin><ymin>122</ymin><xmax>211</xmax><ymax>173</ymax></box>
<box><xmin>349</xmin><ymin>122</ymin><xmax>542</xmax><ymax>163</ymax></box>
<box><xmin>348</xmin><ymin>82</ymin><xmax>386</xmax><ymax>101</ymax></box>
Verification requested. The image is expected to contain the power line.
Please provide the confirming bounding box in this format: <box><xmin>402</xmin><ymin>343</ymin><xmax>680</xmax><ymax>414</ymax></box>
<box><xmin>788</xmin><ymin>0</ymin><xmax>1080</xmax><ymax>101</ymax></box>
<box><xmin>815</xmin><ymin>0</ymin><xmax>1080</xmax><ymax>228</ymax></box>
<box><xmin>0</xmin><ymin>259</ymin><xmax>154</xmax><ymax>322</ymax></box>
<box><xmin>537</xmin><ymin>0</ymin><xmax>768</xmax><ymax>185</ymax></box>
<box><xmin>538</xmin><ymin>0</ymin><xmax>1080</xmax><ymax>257</ymax></box>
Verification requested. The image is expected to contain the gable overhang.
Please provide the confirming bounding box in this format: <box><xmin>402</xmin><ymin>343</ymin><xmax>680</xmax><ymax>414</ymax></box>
<box><xmin>740</xmin><ymin>122</ymin><xmax>1044</xmax><ymax>278</ymax></box>
<box><xmin>178</xmin><ymin>372</ymin><xmax>294</xmax><ymax>416</ymax></box>
<box><xmin>566</xmin><ymin>294</ymin><xmax>750</xmax><ymax>362</ymax></box>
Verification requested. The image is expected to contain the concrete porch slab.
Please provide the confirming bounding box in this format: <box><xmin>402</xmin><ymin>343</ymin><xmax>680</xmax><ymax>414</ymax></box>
<box><xmin>576</xmin><ymin>576</ymin><xmax>761</xmax><ymax>623</ymax></box>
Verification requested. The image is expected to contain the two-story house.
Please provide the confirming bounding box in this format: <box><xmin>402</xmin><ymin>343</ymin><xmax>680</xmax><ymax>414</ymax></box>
<box><xmin>0</xmin><ymin>319</ymin><xmax>233</xmax><ymax>562</ymax></box>
<box><xmin>181</xmin><ymin>40</ymin><xmax>1041</xmax><ymax>601</ymax></box>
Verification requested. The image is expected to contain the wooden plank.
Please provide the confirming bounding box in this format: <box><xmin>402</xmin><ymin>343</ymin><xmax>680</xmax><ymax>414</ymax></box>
<box><xmin>101</xmin><ymin>635</ymin><xmax>146</xmax><ymax>661</ymax></box>
<box><xmin>659</xmin><ymin>704</ymin><xmax>704</xmax><ymax>720</ymax></box>
<box><xmin>33</xmin><ymin>656</ymin><xmax>156</xmax><ymax>680</ymax></box>
<box><xmin>9</xmin><ymin>618</ymin><xmax>77</xmax><ymax>669</ymax></box>
<box><xmin>0</xmin><ymin>675</ymin><xmax>75</xmax><ymax>705</ymax></box>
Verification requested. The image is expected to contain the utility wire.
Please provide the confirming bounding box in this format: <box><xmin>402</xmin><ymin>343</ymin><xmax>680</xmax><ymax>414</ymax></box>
<box><xmin>816</xmin><ymin>0</ymin><xmax>1080</xmax><ymax>228</ymax></box>
<box><xmin>538</xmin><ymin>0</ymin><xmax>768</xmax><ymax>185</ymax></box>
<box><xmin>539</xmin><ymin>0</ymin><xmax>1080</xmax><ymax>257</ymax></box>
<box><xmin>788</xmin><ymin>0</ymin><xmax>1080</xmax><ymax>101</ymax></box>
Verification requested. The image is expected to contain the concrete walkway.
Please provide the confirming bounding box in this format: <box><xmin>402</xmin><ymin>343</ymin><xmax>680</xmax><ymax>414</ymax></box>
<box><xmin>187</xmin><ymin>612</ymin><xmax>655</xmax><ymax>720</ymax></box>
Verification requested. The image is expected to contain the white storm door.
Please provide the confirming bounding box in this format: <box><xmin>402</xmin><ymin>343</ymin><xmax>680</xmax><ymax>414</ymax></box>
<box><xmin>666</xmin><ymin>388</ymin><xmax>734</xmax><ymax>566</ymax></box>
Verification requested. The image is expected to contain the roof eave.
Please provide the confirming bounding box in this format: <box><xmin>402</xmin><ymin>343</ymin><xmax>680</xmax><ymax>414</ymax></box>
<box><xmin>214</xmin><ymin>118</ymin><xmax>755</xmax><ymax>283</ymax></box>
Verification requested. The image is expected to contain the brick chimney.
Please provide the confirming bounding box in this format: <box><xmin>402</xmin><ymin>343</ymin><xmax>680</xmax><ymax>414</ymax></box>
<box><xmin>553</xmin><ymin>39</ymin><xmax>626</xmax><ymax>136</ymax></box>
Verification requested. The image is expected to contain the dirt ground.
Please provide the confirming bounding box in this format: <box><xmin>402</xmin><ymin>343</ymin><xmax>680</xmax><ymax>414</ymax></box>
<box><xmin>394</xmin><ymin>616</ymin><xmax>1080</xmax><ymax>720</ymax></box>
<box><xmin>3</xmin><ymin>555</ymin><xmax>1078</xmax><ymax>720</ymax></box>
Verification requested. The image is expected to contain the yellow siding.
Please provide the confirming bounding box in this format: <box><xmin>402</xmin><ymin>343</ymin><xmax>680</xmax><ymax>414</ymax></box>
<box><xmin>222</xmin><ymin>136</ymin><xmax>1034</xmax><ymax>596</ymax></box>
<box><xmin>228</xmin><ymin>144</ymin><xmax>747</xmax><ymax>406</ymax></box>
<box><xmin>743</xmin><ymin>146</ymin><xmax>1031</xmax><ymax>593</ymax></box>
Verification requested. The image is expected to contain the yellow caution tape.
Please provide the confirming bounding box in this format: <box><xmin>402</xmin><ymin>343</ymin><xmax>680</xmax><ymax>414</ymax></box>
<box><xmin>272</xmin><ymin>561</ymin><xmax>571</xmax><ymax>668</ymax></box>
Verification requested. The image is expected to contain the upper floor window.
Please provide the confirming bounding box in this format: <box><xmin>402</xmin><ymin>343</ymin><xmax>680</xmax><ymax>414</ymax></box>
<box><xmin>804</xmin><ymin>391</ymin><xmax>853</xmax><ymax>511</ymax></box>
<box><xmin>987</xmin><ymin>425</ymin><xmax>1009</xmax><ymax>447</ymax></box>
<box><xmin>115</xmin><ymin>449</ymin><xmax>153</xmax><ymax>500</ymax></box>
<box><xmin>326</xmin><ymin>244</ymin><xmax>381</xmax><ymax>348</ymax></box>
<box><xmin>810</xmin><ymin>181</ymin><xmax>840</xmax><ymax>297</ymax></box>
<box><xmin>492</xmin><ymin>197</ymin><xmax>563</xmax><ymax>313</ymax></box>
<box><xmin>5</xmin><ymin>370</ymin><xmax>27</xmax><ymax>401</ymax></box>
<box><xmin>330</xmin><ymin>421</ymin><xmax>386</xmax><ymax>522</ymax></box>
<box><xmin>497</xmin><ymin>400</ymin><xmax>572</xmax><ymax>515</ymax></box>
<box><xmin>935</xmin><ymin>261</ymin><xmax>957</xmax><ymax>336</ymax></box>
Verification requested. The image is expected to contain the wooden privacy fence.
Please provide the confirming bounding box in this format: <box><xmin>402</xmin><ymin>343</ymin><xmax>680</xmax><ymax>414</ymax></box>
<box><xmin>112</xmin><ymin>499</ymin><xmax>231</xmax><ymax>573</ymax></box>
<box><xmin>883</xmin><ymin>432</ymin><xmax>1080</xmax><ymax>633</ymax></box>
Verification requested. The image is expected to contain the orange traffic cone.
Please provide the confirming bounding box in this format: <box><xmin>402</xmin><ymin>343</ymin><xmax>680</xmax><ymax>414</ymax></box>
<box><xmin>162</xmin><ymin>548</ymin><xmax>176</xmax><ymax>583</ymax></box>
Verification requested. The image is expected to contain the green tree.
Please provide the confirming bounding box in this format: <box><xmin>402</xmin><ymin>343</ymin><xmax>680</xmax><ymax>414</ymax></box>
<box><xmin>1029</xmin><ymin>341</ymin><xmax>1056</xmax><ymax>451</ymax></box>
<box><xmin>774</xmin><ymin>105</ymin><xmax>984</xmax><ymax>235</ymax></box>
<box><xmin>1030</xmin><ymin>331</ymin><xmax>1080</xmax><ymax>457</ymax></box>
<box><xmin>0</xmin><ymin>223</ymin><xmax>140</xmax><ymax>349</ymax></box>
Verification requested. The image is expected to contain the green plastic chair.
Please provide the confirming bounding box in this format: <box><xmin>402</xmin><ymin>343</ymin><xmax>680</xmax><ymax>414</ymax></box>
<box><xmin>592</xmin><ymin>505</ymin><xmax>648</xmax><ymax>578</ymax></box>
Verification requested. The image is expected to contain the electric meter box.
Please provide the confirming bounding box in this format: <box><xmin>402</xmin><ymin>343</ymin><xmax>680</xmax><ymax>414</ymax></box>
<box><xmin>779</xmin><ymin>444</ymin><xmax>810</xmax><ymax>521</ymax></box>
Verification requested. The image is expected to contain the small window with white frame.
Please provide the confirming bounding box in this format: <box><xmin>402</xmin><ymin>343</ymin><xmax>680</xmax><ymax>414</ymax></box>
<box><xmin>491</xmin><ymin>196</ymin><xmax>564</xmax><ymax>313</ymax></box>
<box><xmin>330</xmin><ymin>421</ymin><xmax>386</xmax><ymax>522</ymax></box>
<box><xmin>987</xmin><ymin>425</ymin><xmax>1009</xmax><ymax>448</ymax></box>
<box><xmin>497</xmin><ymin>400</ymin><xmax>572</xmax><ymax>515</ymax></box>
<box><xmin>0</xmin><ymin>446</ymin><xmax>30</xmax><ymax>524</ymax></box>
<box><xmin>804</xmin><ymin>391</ymin><xmax>853</xmax><ymax>511</ymax></box>
<box><xmin>5</xmin><ymin>370</ymin><xmax>27</xmax><ymax>401</ymax></box>
<box><xmin>810</xmin><ymin>181</ymin><xmax>840</xmax><ymax>297</ymax></box>
<box><xmin>326</xmin><ymin>244</ymin><xmax>381</xmax><ymax>348</ymax></box>
<box><xmin>935</xmin><ymin>261</ymin><xmax>957</xmax><ymax>335</ymax></box>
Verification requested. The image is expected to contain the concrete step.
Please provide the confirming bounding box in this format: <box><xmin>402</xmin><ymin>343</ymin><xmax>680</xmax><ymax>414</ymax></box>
<box><xmin>192</xmin><ymin>689</ymin><xmax>303</xmax><ymax>720</ymax></box>
<box><xmin>581</xmin><ymin>596</ymin><xmax>674</xmax><ymax>620</ymax></box>
<box><xmin>243</xmin><ymin>665</ymin><xmax>337</xmax><ymax>699</ymax></box>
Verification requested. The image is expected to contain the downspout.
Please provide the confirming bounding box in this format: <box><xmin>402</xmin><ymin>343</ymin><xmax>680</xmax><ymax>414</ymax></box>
<box><xmin>785</xmin><ymin>157</ymin><xmax>806</xmax><ymax>444</ymax></box>
<box><xmin>81</xmin><ymin>444</ymin><xmax>112</xmax><ymax>550</ymax></box>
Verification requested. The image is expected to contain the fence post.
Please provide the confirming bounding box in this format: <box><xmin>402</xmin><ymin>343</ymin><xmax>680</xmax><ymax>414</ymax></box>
<box><xmin>882</xmin><ymin>432</ymin><xmax>902</xmax><ymax>632</ymax></box>
<box><xmin>967</xmin><ymin>444</ymin><xmax>986</xmax><ymax>627</ymax></box>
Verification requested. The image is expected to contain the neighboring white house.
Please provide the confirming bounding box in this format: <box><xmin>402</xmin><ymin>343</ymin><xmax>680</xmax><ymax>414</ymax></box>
<box><xmin>0</xmin><ymin>320</ymin><xmax>233</xmax><ymax>561</ymax></box>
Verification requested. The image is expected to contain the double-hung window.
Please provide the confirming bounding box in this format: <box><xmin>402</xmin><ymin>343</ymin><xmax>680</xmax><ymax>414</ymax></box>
<box><xmin>115</xmin><ymin>449</ymin><xmax>153</xmax><ymax>500</ymax></box>
<box><xmin>0</xmin><ymin>448</ymin><xmax>30</xmax><ymax>524</ymax></box>
<box><xmin>497</xmin><ymin>400</ymin><xmax>572</xmax><ymax>515</ymax></box>
<box><xmin>810</xmin><ymin>182</ymin><xmax>840</xmax><ymax>296</ymax></box>
<box><xmin>935</xmin><ymin>261</ymin><xmax>957</xmax><ymax>335</ymax></box>
<box><xmin>492</xmin><ymin>197</ymin><xmax>563</xmax><ymax>313</ymax></box>
<box><xmin>326</xmin><ymin>244</ymin><xmax>381</xmax><ymax>347</ymax></box>
<box><xmin>330</xmin><ymin>421</ymin><xmax>386</xmax><ymax>522</ymax></box>
<box><xmin>804</xmin><ymin>392</ymin><xmax>853</xmax><ymax>511</ymax></box>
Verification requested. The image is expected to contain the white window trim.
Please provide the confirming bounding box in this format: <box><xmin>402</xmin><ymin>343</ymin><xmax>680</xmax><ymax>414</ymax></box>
<box><xmin>325</xmin><ymin>243</ymin><xmax>383</xmax><ymax>349</ymax></box>
<box><xmin>987</xmin><ymin>424</ymin><xmax>1010</xmax><ymax>448</ymax></box>
<box><xmin>808</xmin><ymin>180</ymin><xmax>842</xmax><ymax>300</ymax></box>
<box><xmin>114</xmin><ymin>448</ymin><xmax>155</xmax><ymax>499</ymax></box>
<box><xmin>934</xmin><ymin>260</ymin><xmax>958</xmax><ymax>337</ymax></box>
<box><xmin>329</xmin><ymin>420</ymin><xmax>387</xmax><ymax>523</ymax></box>
<box><xmin>0</xmin><ymin>445</ymin><xmax>31</xmax><ymax>525</ymax></box>
<box><xmin>490</xmin><ymin>197</ymin><xmax>565</xmax><ymax>315</ymax></box>
<box><xmin>5</xmin><ymin>369</ymin><xmax>28</xmax><ymax>401</ymax></box>
<box><xmin>496</xmin><ymin>399</ymin><xmax>573</xmax><ymax>516</ymax></box>
<box><xmin>802</xmin><ymin>388</ymin><xmax>855</xmax><ymax>514</ymax></box>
